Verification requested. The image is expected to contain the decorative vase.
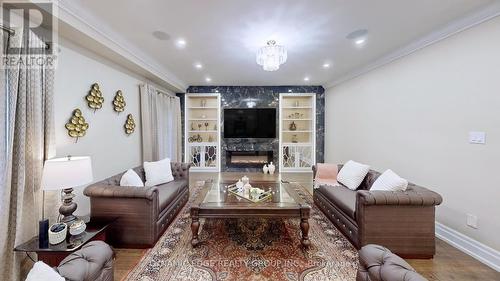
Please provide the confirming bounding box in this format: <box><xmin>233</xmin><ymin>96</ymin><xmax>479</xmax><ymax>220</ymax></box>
<box><xmin>263</xmin><ymin>164</ymin><xmax>269</xmax><ymax>174</ymax></box>
<box><xmin>243</xmin><ymin>183</ymin><xmax>252</xmax><ymax>197</ymax></box>
<box><xmin>268</xmin><ymin>162</ymin><xmax>276</xmax><ymax>174</ymax></box>
<box><xmin>289</xmin><ymin>122</ymin><xmax>297</xmax><ymax>131</ymax></box>
<box><xmin>236</xmin><ymin>180</ymin><xmax>244</xmax><ymax>191</ymax></box>
<box><xmin>242</xmin><ymin>175</ymin><xmax>249</xmax><ymax>185</ymax></box>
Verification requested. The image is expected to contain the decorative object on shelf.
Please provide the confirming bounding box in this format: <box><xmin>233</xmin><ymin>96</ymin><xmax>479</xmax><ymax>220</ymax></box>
<box><xmin>263</xmin><ymin>164</ymin><xmax>269</xmax><ymax>174</ymax></box>
<box><xmin>208</xmin><ymin>135</ymin><xmax>214</xmax><ymax>142</ymax></box>
<box><xmin>191</xmin><ymin>122</ymin><xmax>195</xmax><ymax>130</ymax></box>
<box><xmin>292</xmin><ymin>134</ymin><xmax>298</xmax><ymax>143</ymax></box>
<box><xmin>289</xmin><ymin>121</ymin><xmax>297</xmax><ymax>131</ymax></box>
<box><xmin>256</xmin><ymin>40</ymin><xmax>287</xmax><ymax>71</ymax></box>
<box><xmin>198</xmin><ymin>123</ymin><xmax>202</xmax><ymax>131</ymax></box>
<box><xmin>48</xmin><ymin>223</ymin><xmax>67</xmax><ymax>245</ymax></box>
<box><xmin>241</xmin><ymin>175</ymin><xmax>249</xmax><ymax>185</ymax></box>
<box><xmin>294</xmin><ymin>100</ymin><xmax>299</xmax><ymax>107</ymax></box>
<box><xmin>204</xmin><ymin>122</ymin><xmax>209</xmax><ymax>130</ymax></box>
<box><xmin>65</xmin><ymin>109</ymin><xmax>89</xmax><ymax>142</ymax></box>
<box><xmin>268</xmin><ymin>162</ymin><xmax>276</xmax><ymax>174</ymax></box>
<box><xmin>200</xmin><ymin>99</ymin><xmax>207</xmax><ymax>107</ymax></box>
<box><xmin>124</xmin><ymin>114</ymin><xmax>136</xmax><ymax>135</ymax></box>
<box><xmin>112</xmin><ymin>90</ymin><xmax>126</xmax><ymax>112</ymax></box>
<box><xmin>188</xmin><ymin>134</ymin><xmax>203</xmax><ymax>143</ymax></box>
<box><xmin>86</xmin><ymin>83</ymin><xmax>104</xmax><ymax>111</ymax></box>
<box><xmin>201</xmin><ymin>114</ymin><xmax>207</xmax><ymax>119</ymax></box>
<box><xmin>41</xmin><ymin>156</ymin><xmax>93</xmax><ymax>230</ymax></box>
<box><xmin>213</xmin><ymin>124</ymin><xmax>217</xmax><ymax>130</ymax></box>
<box><xmin>69</xmin><ymin>219</ymin><xmax>87</xmax><ymax>236</ymax></box>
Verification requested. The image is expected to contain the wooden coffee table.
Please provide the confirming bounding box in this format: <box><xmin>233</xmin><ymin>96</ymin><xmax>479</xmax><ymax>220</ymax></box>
<box><xmin>190</xmin><ymin>178</ymin><xmax>311</xmax><ymax>247</ymax></box>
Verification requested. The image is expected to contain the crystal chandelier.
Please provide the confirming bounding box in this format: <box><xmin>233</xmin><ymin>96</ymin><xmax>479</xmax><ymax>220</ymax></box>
<box><xmin>256</xmin><ymin>40</ymin><xmax>287</xmax><ymax>71</ymax></box>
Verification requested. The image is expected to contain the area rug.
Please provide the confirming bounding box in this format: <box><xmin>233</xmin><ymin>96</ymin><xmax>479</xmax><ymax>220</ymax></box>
<box><xmin>125</xmin><ymin>182</ymin><xmax>358</xmax><ymax>281</ymax></box>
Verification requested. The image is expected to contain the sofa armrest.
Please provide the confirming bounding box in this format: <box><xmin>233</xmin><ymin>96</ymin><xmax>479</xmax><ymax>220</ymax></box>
<box><xmin>84</xmin><ymin>184</ymin><xmax>158</xmax><ymax>200</ymax></box>
<box><xmin>57</xmin><ymin>241</ymin><xmax>114</xmax><ymax>281</ymax></box>
<box><xmin>171</xmin><ymin>162</ymin><xmax>190</xmax><ymax>180</ymax></box>
<box><xmin>356</xmin><ymin>187</ymin><xmax>442</xmax><ymax>207</ymax></box>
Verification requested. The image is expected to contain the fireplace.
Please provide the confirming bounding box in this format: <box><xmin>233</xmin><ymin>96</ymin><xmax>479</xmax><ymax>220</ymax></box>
<box><xmin>226</xmin><ymin>151</ymin><xmax>273</xmax><ymax>168</ymax></box>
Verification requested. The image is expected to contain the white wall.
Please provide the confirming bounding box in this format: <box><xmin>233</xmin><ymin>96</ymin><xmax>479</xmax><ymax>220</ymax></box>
<box><xmin>325</xmin><ymin>16</ymin><xmax>500</xmax><ymax>251</ymax></box>
<box><xmin>54</xmin><ymin>38</ymin><xmax>144</xmax><ymax>216</ymax></box>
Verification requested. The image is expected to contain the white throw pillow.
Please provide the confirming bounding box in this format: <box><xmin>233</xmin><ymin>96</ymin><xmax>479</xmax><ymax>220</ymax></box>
<box><xmin>26</xmin><ymin>261</ymin><xmax>64</xmax><ymax>281</ymax></box>
<box><xmin>144</xmin><ymin>158</ymin><xmax>174</xmax><ymax>187</ymax></box>
<box><xmin>120</xmin><ymin>169</ymin><xmax>144</xmax><ymax>187</ymax></box>
<box><xmin>370</xmin><ymin>169</ymin><xmax>408</xmax><ymax>191</ymax></box>
<box><xmin>337</xmin><ymin>160</ymin><xmax>371</xmax><ymax>190</ymax></box>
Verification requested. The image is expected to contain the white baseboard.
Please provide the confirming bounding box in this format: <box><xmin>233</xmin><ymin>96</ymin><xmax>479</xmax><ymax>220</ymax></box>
<box><xmin>435</xmin><ymin>222</ymin><xmax>500</xmax><ymax>272</ymax></box>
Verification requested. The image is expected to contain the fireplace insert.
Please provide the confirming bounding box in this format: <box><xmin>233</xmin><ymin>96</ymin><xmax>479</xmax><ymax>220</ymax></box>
<box><xmin>226</xmin><ymin>150</ymin><xmax>273</xmax><ymax>168</ymax></box>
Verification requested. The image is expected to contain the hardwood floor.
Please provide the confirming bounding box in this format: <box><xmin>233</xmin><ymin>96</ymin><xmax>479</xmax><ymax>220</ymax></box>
<box><xmin>112</xmin><ymin>172</ymin><xmax>499</xmax><ymax>280</ymax></box>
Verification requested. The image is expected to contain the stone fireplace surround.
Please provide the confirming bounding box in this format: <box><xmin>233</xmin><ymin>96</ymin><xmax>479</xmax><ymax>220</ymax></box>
<box><xmin>181</xmin><ymin>86</ymin><xmax>325</xmax><ymax>172</ymax></box>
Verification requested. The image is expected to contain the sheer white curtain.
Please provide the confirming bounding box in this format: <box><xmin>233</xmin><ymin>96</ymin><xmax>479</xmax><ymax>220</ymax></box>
<box><xmin>140</xmin><ymin>84</ymin><xmax>182</xmax><ymax>162</ymax></box>
<box><xmin>0</xmin><ymin>27</ymin><xmax>56</xmax><ymax>280</ymax></box>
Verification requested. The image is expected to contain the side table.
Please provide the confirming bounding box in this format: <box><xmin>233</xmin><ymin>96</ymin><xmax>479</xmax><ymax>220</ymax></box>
<box><xmin>14</xmin><ymin>219</ymin><xmax>113</xmax><ymax>267</ymax></box>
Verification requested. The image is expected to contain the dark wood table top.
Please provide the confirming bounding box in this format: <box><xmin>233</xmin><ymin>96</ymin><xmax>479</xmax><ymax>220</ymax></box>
<box><xmin>14</xmin><ymin>218</ymin><xmax>113</xmax><ymax>253</ymax></box>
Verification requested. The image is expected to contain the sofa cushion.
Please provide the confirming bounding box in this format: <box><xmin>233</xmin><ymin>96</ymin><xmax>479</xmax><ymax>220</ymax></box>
<box><xmin>317</xmin><ymin>185</ymin><xmax>357</xmax><ymax>220</ymax></box>
<box><xmin>337</xmin><ymin>160</ymin><xmax>371</xmax><ymax>190</ymax></box>
<box><xmin>157</xmin><ymin>179</ymin><xmax>187</xmax><ymax>211</ymax></box>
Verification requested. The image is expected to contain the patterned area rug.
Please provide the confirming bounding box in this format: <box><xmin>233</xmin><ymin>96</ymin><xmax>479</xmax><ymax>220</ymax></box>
<box><xmin>125</xmin><ymin>182</ymin><xmax>358</xmax><ymax>281</ymax></box>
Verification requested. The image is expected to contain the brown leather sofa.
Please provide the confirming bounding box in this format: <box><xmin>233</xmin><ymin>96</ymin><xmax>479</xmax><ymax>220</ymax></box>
<box><xmin>357</xmin><ymin>244</ymin><xmax>427</xmax><ymax>281</ymax></box>
<box><xmin>56</xmin><ymin>241</ymin><xmax>114</xmax><ymax>281</ymax></box>
<box><xmin>84</xmin><ymin>163</ymin><xmax>190</xmax><ymax>248</ymax></box>
<box><xmin>313</xmin><ymin>165</ymin><xmax>442</xmax><ymax>258</ymax></box>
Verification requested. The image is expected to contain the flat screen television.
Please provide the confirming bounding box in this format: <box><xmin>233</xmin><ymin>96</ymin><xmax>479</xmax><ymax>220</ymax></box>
<box><xmin>224</xmin><ymin>108</ymin><xmax>276</xmax><ymax>138</ymax></box>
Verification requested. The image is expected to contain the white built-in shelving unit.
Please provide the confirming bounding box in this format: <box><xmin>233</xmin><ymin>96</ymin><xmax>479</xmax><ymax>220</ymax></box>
<box><xmin>184</xmin><ymin>93</ymin><xmax>221</xmax><ymax>172</ymax></box>
<box><xmin>279</xmin><ymin>93</ymin><xmax>316</xmax><ymax>172</ymax></box>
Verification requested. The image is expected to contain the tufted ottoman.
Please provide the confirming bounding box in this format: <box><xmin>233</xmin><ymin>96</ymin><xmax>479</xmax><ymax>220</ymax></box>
<box><xmin>357</xmin><ymin>244</ymin><xmax>427</xmax><ymax>281</ymax></box>
<box><xmin>57</xmin><ymin>241</ymin><xmax>114</xmax><ymax>281</ymax></box>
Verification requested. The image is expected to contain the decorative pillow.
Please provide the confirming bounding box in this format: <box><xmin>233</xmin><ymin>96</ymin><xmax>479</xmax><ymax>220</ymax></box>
<box><xmin>336</xmin><ymin>160</ymin><xmax>370</xmax><ymax>190</ymax></box>
<box><xmin>120</xmin><ymin>169</ymin><xmax>144</xmax><ymax>187</ymax></box>
<box><xmin>144</xmin><ymin>158</ymin><xmax>174</xmax><ymax>187</ymax></box>
<box><xmin>26</xmin><ymin>261</ymin><xmax>64</xmax><ymax>281</ymax></box>
<box><xmin>370</xmin><ymin>169</ymin><xmax>408</xmax><ymax>191</ymax></box>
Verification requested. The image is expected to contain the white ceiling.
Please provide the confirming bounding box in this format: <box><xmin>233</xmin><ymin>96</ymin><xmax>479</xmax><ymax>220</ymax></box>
<box><xmin>66</xmin><ymin>0</ymin><xmax>497</xmax><ymax>87</ymax></box>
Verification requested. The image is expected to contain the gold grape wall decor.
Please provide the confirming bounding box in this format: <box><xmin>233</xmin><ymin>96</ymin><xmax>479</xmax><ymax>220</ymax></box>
<box><xmin>65</xmin><ymin>108</ymin><xmax>89</xmax><ymax>142</ymax></box>
<box><xmin>112</xmin><ymin>90</ymin><xmax>126</xmax><ymax>112</ymax></box>
<box><xmin>124</xmin><ymin>114</ymin><xmax>135</xmax><ymax>135</ymax></box>
<box><xmin>86</xmin><ymin>83</ymin><xmax>104</xmax><ymax>111</ymax></box>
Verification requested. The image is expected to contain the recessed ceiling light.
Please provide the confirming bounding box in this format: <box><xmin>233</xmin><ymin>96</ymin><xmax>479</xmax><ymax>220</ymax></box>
<box><xmin>152</xmin><ymin>31</ymin><xmax>170</xmax><ymax>41</ymax></box>
<box><xmin>355</xmin><ymin>38</ymin><xmax>366</xmax><ymax>45</ymax></box>
<box><xmin>346</xmin><ymin>29</ymin><xmax>368</xmax><ymax>47</ymax></box>
<box><xmin>205</xmin><ymin>77</ymin><xmax>212</xmax><ymax>82</ymax></box>
<box><xmin>176</xmin><ymin>38</ymin><xmax>187</xmax><ymax>48</ymax></box>
<box><xmin>322</xmin><ymin>63</ymin><xmax>331</xmax><ymax>69</ymax></box>
<box><xmin>304</xmin><ymin>77</ymin><xmax>310</xmax><ymax>82</ymax></box>
<box><xmin>194</xmin><ymin>63</ymin><xmax>203</xmax><ymax>69</ymax></box>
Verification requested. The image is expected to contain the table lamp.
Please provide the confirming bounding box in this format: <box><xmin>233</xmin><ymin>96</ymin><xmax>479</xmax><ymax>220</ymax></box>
<box><xmin>41</xmin><ymin>156</ymin><xmax>93</xmax><ymax>225</ymax></box>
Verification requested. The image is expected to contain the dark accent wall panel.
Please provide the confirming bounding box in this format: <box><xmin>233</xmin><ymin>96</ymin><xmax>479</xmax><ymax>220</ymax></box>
<box><xmin>184</xmin><ymin>86</ymin><xmax>325</xmax><ymax>171</ymax></box>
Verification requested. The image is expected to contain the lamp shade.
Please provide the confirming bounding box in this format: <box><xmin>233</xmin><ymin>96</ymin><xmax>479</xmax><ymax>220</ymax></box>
<box><xmin>41</xmin><ymin>156</ymin><xmax>93</xmax><ymax>190</ymax></box>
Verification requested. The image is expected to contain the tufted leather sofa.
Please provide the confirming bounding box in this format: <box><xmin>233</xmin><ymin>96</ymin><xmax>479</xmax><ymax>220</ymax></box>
<box><xmin>313</xmin><ymin>165</ymin><xmax>442</xmax><ymax>258</ymax></box>
<box><xmin>357</xmin><ymin>244</ymin><xmax>427</xmax><ymax>281</ymax></box>
<box><xmin>84</xmin><ymin>162</ymin><xmax>190</xmax><ymax>248</ymax></box>
<box><xmin>56</xmin><ymin>241</ymin><xmax>114</xmax><ymax>281</ymax></box>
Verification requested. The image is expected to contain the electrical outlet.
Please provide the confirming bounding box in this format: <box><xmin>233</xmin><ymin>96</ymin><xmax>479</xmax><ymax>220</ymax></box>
<box><xmin>466</xmin><ymin>214</ymin><xmax>478</xmax><ymax>229</ymax></box>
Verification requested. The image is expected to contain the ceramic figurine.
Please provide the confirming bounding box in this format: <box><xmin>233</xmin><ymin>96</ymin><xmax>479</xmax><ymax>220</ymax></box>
<box><xmin>268</xmin><ymin>162</ymin><xmax>276</xmax><ymax>174</ymax></box>
<box><xmin>263</xmin><ymin>164</ymin><xmax>269</xmax><ymax>174</ymax></box>
<box><xmin>242</xmin><ymin>175</ymin><xmax>249</xmax><ymax>185</ymax></box>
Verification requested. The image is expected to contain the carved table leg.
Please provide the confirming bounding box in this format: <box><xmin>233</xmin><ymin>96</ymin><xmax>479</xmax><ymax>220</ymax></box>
<box><xmin>190</xmin><ymin>208</ymin><xmax>200</xmax><ymax>247</ymax></box>
<box><xmin>300</xmin><ymin>218</ymin><xmax>311</xmax><ymax>247</ymax></box>
<box><xmin>300</xmin><ymin>206</ymin><xmax>311</xmax><ymax>248</ymax></box>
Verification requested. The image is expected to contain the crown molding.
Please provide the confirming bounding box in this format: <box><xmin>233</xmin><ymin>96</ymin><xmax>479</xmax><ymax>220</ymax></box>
<box><xmin>53</xmin><ymin>1</ymin><xmax>187</xmax><ymax>92</ymax></box>
<box><xmin>325</xmin><ymin>2</ymin><xmax>500</xmax><ymax>89</ymax></box>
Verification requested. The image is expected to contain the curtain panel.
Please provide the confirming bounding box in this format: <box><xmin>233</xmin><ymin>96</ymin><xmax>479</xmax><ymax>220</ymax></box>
<box><xmin>0</xmin><ymin>28</ymin><xmax>56</xmax><ymax>280</ymax></box>
<box><xmin>140</xmin><ymin>84</ymin><xmax>182</xmax><ymax>162</ymax></box>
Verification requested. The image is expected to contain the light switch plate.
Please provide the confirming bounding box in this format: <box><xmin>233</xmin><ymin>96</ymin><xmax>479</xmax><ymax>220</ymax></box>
<box><xmin>466</xmin><ymin>214</ymin><xmax>478</xmax><ymax>229</ymax></box>
<box><xmin>469</xmin><ymin>131</ymin><xmax>486</xmax><ymax>144</ymax></box>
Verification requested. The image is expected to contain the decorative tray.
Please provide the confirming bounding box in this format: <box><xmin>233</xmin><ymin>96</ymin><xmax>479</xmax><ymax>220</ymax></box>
<box><xmin>226</xmin><ymin>184</ymin><xmax>272</xmax><ymax>203</ymax></box>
